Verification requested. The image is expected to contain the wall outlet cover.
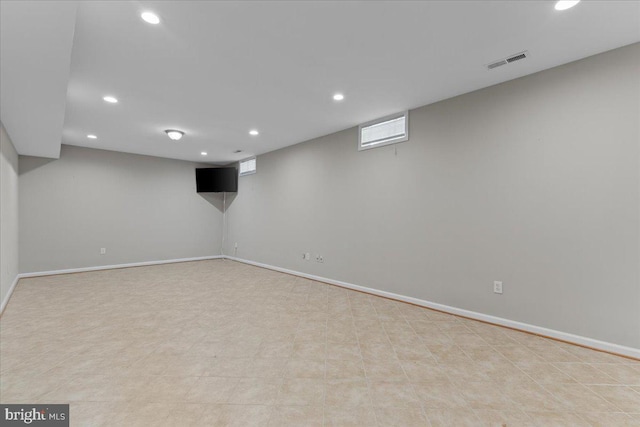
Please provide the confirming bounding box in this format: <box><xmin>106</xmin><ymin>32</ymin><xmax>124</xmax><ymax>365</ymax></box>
<box><xmin>494</xmin><ymin>281</ymin><xmax>503</xmax><ymax>294</ymax></box>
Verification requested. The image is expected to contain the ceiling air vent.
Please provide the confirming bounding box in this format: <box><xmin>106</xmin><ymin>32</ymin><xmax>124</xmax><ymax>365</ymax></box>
<box><xmin>487</xmin><ymin>51</ymin><xmax>528</xmax><ymax>70</ymax></box>
<box><xmin>507</xmin><ymin>53</ymin><xmax>527</xmax><ymax>63</ymax></box>
<box><xmin>487</xmin><ymin>60</ymin><xmax>507</xmax><ymax>70</ymax></box>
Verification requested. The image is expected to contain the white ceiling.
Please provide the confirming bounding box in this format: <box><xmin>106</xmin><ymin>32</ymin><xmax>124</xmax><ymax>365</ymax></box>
<box><xmin>2</xmin><ymin>1</ymin><xmax>639</xmax><ymax>163</ymax></box>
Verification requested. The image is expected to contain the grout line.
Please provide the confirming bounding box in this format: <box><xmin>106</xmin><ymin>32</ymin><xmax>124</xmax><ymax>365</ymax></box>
<box><xmin>5</xmin><ymin>260</ymin><xmax>640</xmax><ymax>424</ymax></box>
<box><xmin>576</xmin><ymin>384</ymin><xmax>635</xmax><ymax>415</ymax></box>
<box><xmin>223</xmin><ymin>257</ymin><xmax>640</xmax><ymax>361</ymax></box>
<box><xmin>322</xmin><ymin>291</ymin><xmax>328</xmax><ymax>427</ymax></box>
<box><xmin>397</xmin><ymin>308</ymin><xmax>435</xmax><ymax>426</ymax></box>
<box><xmin>347</xmin><ymin>291</ymin><xmax>379</xmax><ymax>426</ymax></box>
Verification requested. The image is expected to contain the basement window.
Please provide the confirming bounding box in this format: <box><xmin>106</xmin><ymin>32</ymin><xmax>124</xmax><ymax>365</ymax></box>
<box><xmin>358</xmin><ymin>111</ymin><xmax>409</xmax><ymax>151</ymax></box>
<box><xmin>239</xmin><ymin>157</ymin><xmax>256</xmax><ymax>176</ymax></box>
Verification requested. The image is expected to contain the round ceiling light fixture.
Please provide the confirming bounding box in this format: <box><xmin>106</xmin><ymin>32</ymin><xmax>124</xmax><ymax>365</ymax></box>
<box><xmin>554</xmin><ymin>0</ymin><xmax>580</xmax><ymax>10</ymax></box>
<box><xmin>201</xmin><ymin>152</ymin><xmax>207</xmax><ymax>156</ymax></box>
<box><xmin>87</xmin><ymin>134</ymin><xmax>97</xmax><ymax>139</ymax></box>
<box><xmin>165</xmin><ymin>129</ymin><xmax>185</xmax><ymax>141</ymax></box>
<box><xmin>333</xmin><ymin>93</ymin><xmax>344</xmax><ymax>101</ymax></box>
<box><xmin>141</xmin><ymin>11</ymin><xmax>160</xmax><ymax>24</ymax></box>
<box><xmin>249</xmin><ymin>129</ymin><xmax>259</xmax><ymax>136</ymax></box>
<box><xmin>103</xmin><ymin>95</ymin><xmax>118</xmax><ymax>103</ymax></box>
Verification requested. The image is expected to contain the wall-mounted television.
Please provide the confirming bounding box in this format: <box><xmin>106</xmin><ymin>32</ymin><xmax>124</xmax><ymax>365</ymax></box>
<box><xmin>195</xmin><ymin>167</ymin><xmax>238</xmax><ymax>193</ymax></box>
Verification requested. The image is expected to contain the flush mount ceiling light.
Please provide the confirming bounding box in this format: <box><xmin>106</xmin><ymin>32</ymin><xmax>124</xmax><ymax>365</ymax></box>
<box><xmin>201</xmin><ymin>151</ymin><xmax>207</xmax><ymax>156</ymax></box>
<box><xmin>555</xmin><ymin>0</ymin><xmax>580</xmax><ymax>10</ymax></box>
<box><xmin>103</xmin><ymin>95</ymin><xmax>118</xmax><ymax>103</ymax></box>
<box><xmin>165</xmin><ymin>129</ymin><xmax>184</xmax><ymax>141</ymax></box>
<box><xmin>333</xmin><ymin>93</ymin><xmax>345</xmax><ymax>101</ymax></box>
<box><xmin>249</xmin><ymin>130</ymin><xmax>259</xmax><ymax>136</ymax></box>
<box><xmin>87</xmin><ymin>134</ymin><xmax>97</xmax><ymax>139</ymax></box>
<box><xmin>141</xmin><ymin>11</ymin><xmax>160</xmax><ymax>24</ymax></box>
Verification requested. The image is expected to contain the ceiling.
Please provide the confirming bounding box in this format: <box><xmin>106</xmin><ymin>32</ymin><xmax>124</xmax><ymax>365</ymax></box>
<box><xmin>1</xmin><ymin>1</ymin><xmax>639</xmax><ymax>164</ymax></box>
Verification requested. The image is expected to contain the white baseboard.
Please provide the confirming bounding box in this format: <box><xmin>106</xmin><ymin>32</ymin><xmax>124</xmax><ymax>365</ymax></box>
<box><xmin>224</xmin><ymin>256</ymin><xmax>640</xmax><ymax>360</ymax></box>
<box><xmin>0</xmin><ymin>255</ymin><xmax>223</xmax><ymax>317</ymax></box>
<box><xmin>17</xmin><ymin>255</ymin><xmax>224</xmax><ymax>279</ymax></box>
<box><xmin>7</xmin><ymin>254</ymin><xmax>638</xmax><ymax>359</ymax></box>
<box><xmin>0</xmin><ymin>274</ymin><xmax>20</xmax><ymax>315</ymax></box>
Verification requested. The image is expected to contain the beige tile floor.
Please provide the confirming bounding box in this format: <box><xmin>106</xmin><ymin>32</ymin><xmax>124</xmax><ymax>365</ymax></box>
<box><xmin>1</xmin><ymin>259</ymin><xmax>639</xmax><ymax>426</ymax></box>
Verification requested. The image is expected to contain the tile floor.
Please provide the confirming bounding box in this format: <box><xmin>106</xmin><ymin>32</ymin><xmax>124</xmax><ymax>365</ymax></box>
<box><xmin>1</xmin><ymin>259</ymin><xmax>639</xmax><ymax>426</ymax></box>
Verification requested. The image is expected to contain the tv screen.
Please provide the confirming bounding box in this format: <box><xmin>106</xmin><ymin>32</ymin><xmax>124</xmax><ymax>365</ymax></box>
<box><xmin>196</xmin><ymin>167</ymin><xmax>238</xmax><ymax>193</ymax></box>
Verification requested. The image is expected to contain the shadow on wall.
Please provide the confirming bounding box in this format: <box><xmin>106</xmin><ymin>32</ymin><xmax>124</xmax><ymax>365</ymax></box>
<box><xmin>18</xmin><ymin>156</ymin><xmax>56</xmax><ymax>176</ymax></box>
<box><xmin>199</xmin><ymin>192</ymin><xmax>237</xmax><ymax>213</ymax></box>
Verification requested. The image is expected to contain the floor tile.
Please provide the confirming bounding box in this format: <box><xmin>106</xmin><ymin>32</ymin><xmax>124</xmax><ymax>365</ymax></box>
<box><xmin>588</xmin><ymin>385</ymin><xmax>640</xmax><ymax>413</ymax></box>
<box><xmin>324</xmin><ymin>406</ymin><xmax>377</xmax><ymax>427</ymax></box>
<box><xmin>184</xmin><ymin>376</ymin><xmax>239</xmax><ymax>403</ymax></box>
<box><xmin>425</xmin><ymin>408</ymin><xmax>481</xmax><ymax>427</ymax></box>
<box><xmin>275</xmin><ymin>378</ymin><xmax>325</xmax><ymax>406</ymax></box>
<box><xmin>1</xmin><ymin>259</ymin><xmax>637</xmax><ymax>426</ymax></box>
<box><xmin>211</xmin><ymin>404</ymin><xmax>272</xmax><ymax>427</ymax></box>
<box><xmin>325</xmin><ymin>379</ymin><xmax>372</xmax><ymax>408</ymax></box>
<box><xmin>228</xmin><ymin>378</ymin><xmax>282</xmax><ymax>405</ymax></box>
<box><xmin>267</xmin><ymin>405</ymin><xmax>323</xmax><ymax>427</ymax></box>
<box><xmin>374</xmin><ymin>406</ymin><xmax>429</xmax><ymax>426</ymax></box>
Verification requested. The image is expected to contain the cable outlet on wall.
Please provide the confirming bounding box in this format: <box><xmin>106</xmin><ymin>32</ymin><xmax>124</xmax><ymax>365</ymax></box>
<box><xmin>100</xmin><ymin>248</ymin><xmax>107</xmax><ymax>255</ymax></box>
<box><xmin>316</xmin><ymin>255</ymin><xmax>324</xmax><ymax>263</ymax></box>
<box><xmin>493</xmin><ymin>281</ymin><xmax>503</xmax><ymax>294</ymax></box>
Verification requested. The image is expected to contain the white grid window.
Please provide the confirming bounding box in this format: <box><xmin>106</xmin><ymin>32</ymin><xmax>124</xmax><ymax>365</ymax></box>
<box><xmin>358</xmin><ymin>111</ymin><xmax>409</xmax><ymax>151</ymax></box>
<box><xmin>239</xmin><ymin>157</ymin><xmax>256</xmax><ymax>176</ymax></box>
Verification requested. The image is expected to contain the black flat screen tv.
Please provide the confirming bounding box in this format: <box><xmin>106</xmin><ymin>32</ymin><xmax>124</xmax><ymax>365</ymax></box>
<box><xmin>196</xmin><ymin>167</ymin><xmax>238</xmax><ymax>193</ymax></box>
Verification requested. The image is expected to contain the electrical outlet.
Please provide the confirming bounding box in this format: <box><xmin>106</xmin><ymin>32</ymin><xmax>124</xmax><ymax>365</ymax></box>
<box><xmin>316</xmin><ymin>255</ymin><xmax>324</xmax><ymax>263</ymax></box>
<box><xmin>494</xmin><ymin>281</ymin><xmax>503</xmax><ymax>294</ymax></box>
<box><xmin>100</xmin><ymin>248</ymin><xmax>107</xmax><ymax>255</ymax></box>
<box><xmin>302</xmin><ymin>253</ymin><xmax>311</xmax><ymax>260</ymax></box>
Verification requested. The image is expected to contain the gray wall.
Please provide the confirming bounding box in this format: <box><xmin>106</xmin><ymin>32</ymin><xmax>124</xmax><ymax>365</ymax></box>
<box><xmin>19</xmin><ymin>145</ymin><xmax>223</xmax><ymax>273</ymax></box>
<box><xmin>226</xmin><ymin>43</ymin><xmax>640</xmax><ymax>349</ymax></box>
<box><xmin>0</xmin><ymin>123</ymin><xmax>19</xmax><ymax>308</ymax></box>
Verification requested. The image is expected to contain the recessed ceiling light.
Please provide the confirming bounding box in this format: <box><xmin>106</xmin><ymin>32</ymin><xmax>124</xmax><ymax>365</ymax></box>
<box><xmin>201</xmin><ymin>152</ymin><xmax>207</xmax><ymax>156</ymax></box>
<box><xmin>103</xmin><ymin>96</ymin><xmax>118</xmax><ymax>103</ymax></box>
<box><xmin>249</xmin><ymin>130</ymin><xmax>259</xmax><ymax>136</ymax></box>
<box><xmin>333</xmin><ymin>93</ymin><xmax>344</xmax><ymax>101</ymax></box>
<box><xmin>554</xmin><ymin>0</ymin><xmax>580</xmax><ymax>10</ymax></box>
<box><xmin>141</xmin><ymin>11</ymin><xmax>160</xmax><ymax>24</ymax></box>
<box><xmin>87</xmin><ymin>134</ymin><xmax>97</xmax><ymax>139</ymax></box>
<box><xmin>165</xmin><ymin>129</ymin><xmax>184</xmax><ymax>141</ymax></box>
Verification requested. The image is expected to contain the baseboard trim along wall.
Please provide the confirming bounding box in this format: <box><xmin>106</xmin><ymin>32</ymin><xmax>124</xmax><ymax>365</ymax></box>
<box><xmin>0</xmin><ymin>255</ymin><xmax>223</xmax><ymax>316</ymax></box>
<box><xmin>0</xmin><ymin>274</ymin><xmax>20</xmax><ymax>315</ymax></box>
<box><xmin>224</xmin><ymin>256</ymin><xmax>640</xmax><ymax>360</ymax></box>
<box><xmin>18</xmin><ymin>255</ymin><xmax>224</xmax><ymax>279</ymax></box>
<box><xmin>5</xmin><ymin>254</ymin><xmax>638</xmax><ymax>359</ymax></box>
